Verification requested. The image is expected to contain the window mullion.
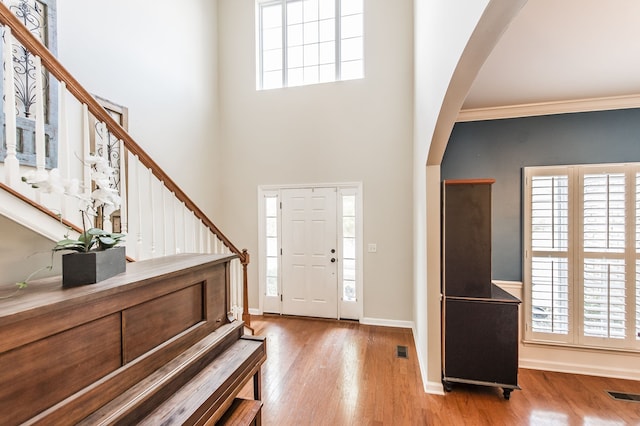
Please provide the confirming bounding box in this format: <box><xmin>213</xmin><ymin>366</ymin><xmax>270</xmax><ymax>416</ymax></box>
<box><xmin>282</xmin><ymin>0</ymin><xmax>288</xmax><ymax>87</ymax></box>
<box><xmin>335</xmin><ymin>0</ymin><xmax>341</xmax><ymax>80</ymax></box>
<box><xmin>573</xmin><ymin>167</ymin><xmax>583</xmax><ymax>346</ymax></box>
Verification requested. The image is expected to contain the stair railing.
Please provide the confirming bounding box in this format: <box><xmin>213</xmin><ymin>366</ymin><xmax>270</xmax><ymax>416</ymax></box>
<box><xmin>0</xmin><ymin>3</ymin><xmax>251</xmax><ymax>326</ymax></box>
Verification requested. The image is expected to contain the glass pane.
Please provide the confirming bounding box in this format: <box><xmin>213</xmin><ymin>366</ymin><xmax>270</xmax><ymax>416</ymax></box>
<box><xmin>267</xmin><ymin>237</ymin><xmax>278</xmax><ymax>257</ymax></box>
<box><xmin>288</xmin><ymin>67</ymin><xmax>304</xmax><ymax>86</ymax></box>
<box><xmin>263</xmin><ymin>70</ymin><xmax>283</xmax><ymax>89</ymax></box>
<box><xmin>341</xmin><ymin>13</ymin><xmax>362</xmax><ymax>39</ymax></box>
<box><xmin>319</xmin><ymin>63</ymin><xmax>335</xmax><ymax>83</ymax></box>
<box><xmin>288</xmin><ymin>23</ymin><xmax>303</xmax><ymax>46</ymax></box>
<box><xmin>531</xmin><ymin>175</ymin><xmax>569</xmax><ymax>252</ymax></box>
<box><xmin>263</xmin><ymin>49</ymin><xmax>282</xmax><ymax>72</ymax></box>
<box><xmin>343</xmin><ymin>259</ymin><xmax>356</xmax><ymax>281</ymax></box>
<box><xmin>343</xmin><ymin>195</ymin><xmax>356</xmax><ymax>216</ymax></box>
<box><xmin>341</xmin><ymin>0</ymin><xmax>363</xmax><ymax>16</ymax></box>
<box><xmin>343</xmin><ymin>280</ymin><xmax>356</xmax><ymax>302</ymax></box>
<box><xmin>343</xmin><ymin>237</ymin><xmax>355</xmax><ymax>259</ymax></box>
<box><xmin>304</xmin><ymin>65</ymin><xmax>319</xmax><ymax>84</ymax></box>
<box><xmin>303</xmin><ymin>0</ymin><xmax>319</xmax><ymax>22</ymax></box>
<box><xmin>287</xmin><ymin>0</ymin><xmax>303</xmax><ymax>24</ymax></box>
<box><xmin>267</xmin><ymin>257</ymin><xmax>278</xmax><ymax>277</ymax></box>
<box><xmin>266</xmin><ymin>217</ymin><xmax>278</xmax><ymax>237</ymax></box>
<box><xmin>319</xmin><ymin>19</ymin><xmax>335</xmax><ymax>42</ymax></box>
<box><xmin>319</xmin><ymin>41</ymin><xmax>335</xmax><ymax>64</ymax></box>
<box><xmin>288</xmin><ymin>46</ymin><xmax>304</xmax><ymax>68</ymax></box>
<box><xmin>340</xmin><ymin>59</ymin><xmax>363</xmax><ymax>80</ymax></box>
<box><xmin>341</xmin><ymin>37</ymin><xmax>362</xmax><ymax>61</ymax></box>
<box><xmin>303</xmin><ymin>21</ymin><xmax>319</xmax><ymax>44</ymax></box>
<box><xmin>583</xmin><ymin>258</ymin><xmax>626</xmax><ymax>339</ymax></box>
<box><xmin>266</xmin><ymin>276</ymin><xmax>278</xmax><ymax>297</ymax></box>
<box><xmin>304</xmin><ymin>44</ymin><xmax>319</xmax><ymax>66</ymax></box>
<box><xmin>262</xmin><ymin>4</ymin><xmax>282</xmax><ymax>28</ymax></box>
<box><xmin>266</xmin><ymin>197</ymin><xmax>278</xmax><ymax>217</ymax></box>
<box><xmin>263</xmin><ymin>27</ymin><xmax>283</xmax><ymax>50</ymax></box>
<box><xmin>319</xmin><ymin>0</ymin><xmax>335</xmax><ymax>19</ymax></box>
<box><xmin>531</xmin><ymin>257</ymin><xmax>569</xmax><ymax>334</ymax></box>
<box><xmin>343</xmin><ymin>217</ymin><xmax>355</xmax><ymax>238</ymax></box>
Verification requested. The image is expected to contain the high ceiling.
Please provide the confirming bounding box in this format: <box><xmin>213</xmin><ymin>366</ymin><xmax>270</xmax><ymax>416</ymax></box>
<box><xmin>463</xmin><ymin>0</ymin><xmax>640</xmax><ymax>110</ymax></box>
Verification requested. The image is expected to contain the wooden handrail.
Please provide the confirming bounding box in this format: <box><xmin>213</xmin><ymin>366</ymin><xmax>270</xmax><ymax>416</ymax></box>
<box><xmin>0</xmin><ymin>3</ymin><xmax>245</xmax><ymax>264</ymax></box>
<box><xmin>0</xmin><ymin>183</ymin><xmax>136</xmax><ymax>262</ymax></box>
<box><xmin>0</xmin><ymin>182</ymin><xmax>82</xmax><ymax>234</ymax></box>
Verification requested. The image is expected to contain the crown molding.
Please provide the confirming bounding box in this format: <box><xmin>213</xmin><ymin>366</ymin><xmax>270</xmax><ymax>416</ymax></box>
<box><xmin>457</xmin><ymin>94</ymin><xmax>640</xmax><ymax>122</ymax></box>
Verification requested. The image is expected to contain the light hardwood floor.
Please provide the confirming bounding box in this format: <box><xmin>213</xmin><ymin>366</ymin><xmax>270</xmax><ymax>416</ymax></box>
<box><xmin>241</xmin><ymin>315</ymin><xmax>640</xmax><ymax>425</ymax></box>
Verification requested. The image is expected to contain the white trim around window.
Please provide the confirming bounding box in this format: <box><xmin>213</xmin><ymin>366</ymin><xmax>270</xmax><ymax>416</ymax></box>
<box><xmin>524</xmin><ymin>163</ymin><xmax>640</xmax><ymax>352</ymax></box>
<box><xmin>255</xmin><ymin>0</ymin><xmax>364</xmax><ymax>90</ymax></box>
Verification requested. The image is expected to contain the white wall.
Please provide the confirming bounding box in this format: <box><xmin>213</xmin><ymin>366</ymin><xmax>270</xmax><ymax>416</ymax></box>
<box><xmin>56</xmin><ymin>0</ymin><xmax>222</xmax><ymax>220</ymax></box>
<box><xmin>0</xmin><ymin>215</ymin><xmax>63</xmax><ymax>287</ymax></box>
<box><xmin>413</xmin><ymin>0</ymin><xmax>526</xmax><ymax>392</ymax></box>
<box><xmin>217</xmin><ymin>0</ymin><xmax>414</xmax><ymax>322</ymax></box>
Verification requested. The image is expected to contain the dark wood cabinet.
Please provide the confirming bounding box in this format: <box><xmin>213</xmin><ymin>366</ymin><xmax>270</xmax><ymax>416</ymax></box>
<box><xmin>441</xmin><ymin>179</ymin><xmax>520</xmax><ymax>400</ymax></box>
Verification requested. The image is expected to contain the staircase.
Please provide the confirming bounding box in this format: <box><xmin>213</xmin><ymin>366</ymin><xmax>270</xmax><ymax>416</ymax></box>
<box><xmin>0</xmin><ymin>3</ymin><xmax>250</xmax><ymax>325</ymax></box>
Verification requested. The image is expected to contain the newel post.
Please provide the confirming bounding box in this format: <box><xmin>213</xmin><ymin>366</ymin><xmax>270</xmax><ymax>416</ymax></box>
<box><xmin>241</xmin><ymin>249</ymin><xmax>251</xmax><ymax>327</ymax></box>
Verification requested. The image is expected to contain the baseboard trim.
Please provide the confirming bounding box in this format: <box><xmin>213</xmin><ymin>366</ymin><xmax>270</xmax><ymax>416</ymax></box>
<box><xmin>520</xmin><ymin>358</ymin><xmax>640</xmax><ymax>381</ymax></box>
<box><xmin>425</xmin><ymin>381</ymin><xmax>445</xmax><ymax>395</ymax></box>
<box><xmin>248</xmin><ymin>308</ymin><xmax>262</xmax><ymax>316</ymax></box>
<box><xmin>360</xmin><ymin>317</ymin><xmax>414</xmax><ymax>329</ymax></box>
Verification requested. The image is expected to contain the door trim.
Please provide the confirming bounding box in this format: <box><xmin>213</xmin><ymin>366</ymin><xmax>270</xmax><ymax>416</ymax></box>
<box><xmin>257</xmin><ymin>182</ymin><xmax>363</xmax><ymax>320</ymax></box>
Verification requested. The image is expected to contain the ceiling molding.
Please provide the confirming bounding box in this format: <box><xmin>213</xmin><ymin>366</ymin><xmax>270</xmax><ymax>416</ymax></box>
<box><xmin>457</xmin><ymin>94</ymin><xmax>640</xmax><ymax>122</ymax></box>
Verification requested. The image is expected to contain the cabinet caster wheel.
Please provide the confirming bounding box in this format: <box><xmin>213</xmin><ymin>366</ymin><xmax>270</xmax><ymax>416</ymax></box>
<box><xmin>442</xmin><ymin>381</ymin><xmax>453</xmax><ymax>392</ymax></box>
<box><xmin>503</xmin><ymin>389</ymin><xmax>511</xmax><ymax>400</ymax></box>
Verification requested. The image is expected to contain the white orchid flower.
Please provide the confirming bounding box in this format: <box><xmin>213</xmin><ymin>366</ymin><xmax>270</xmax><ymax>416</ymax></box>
<box><xmin>22</xmin><ymin>169</ymin><xmax>50</xmax><ymax>186</ymax></box>
<box><xmin>65</xmin><ymin>178</ymin><xmax>81</xmax><ymax>196</ymax></box>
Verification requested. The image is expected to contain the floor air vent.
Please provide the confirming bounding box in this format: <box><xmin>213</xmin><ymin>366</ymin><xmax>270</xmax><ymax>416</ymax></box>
<box><xmin>607</xmin><ymin>391</ymin><xmax>640</xmax><ymax>402</ymax></box>
<box><xmin>396</xmin><ymin>345</ymin><xmax>408</xmax><ymax>359</ymax></box>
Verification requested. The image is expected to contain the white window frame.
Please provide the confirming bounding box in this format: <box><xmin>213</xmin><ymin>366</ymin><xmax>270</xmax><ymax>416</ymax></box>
<box><xmin>524</xmin><ymin>163</ymin><xmax>640</xmax><ymax>352</ymax></box>
<box><xmin>257</xmin><ymin>182</ymin><xmax>363</xmax><ymax>320</ymax></box>
<box><xmin>255</xmin><ymin>0</ymin><xmax>364</xmax><ymax>90</ymax></box>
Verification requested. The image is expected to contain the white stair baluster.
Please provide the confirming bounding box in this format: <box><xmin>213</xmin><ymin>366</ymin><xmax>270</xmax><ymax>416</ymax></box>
<box><xmin>34</xmin><ymin>55</ymin><xmax>45</xmax><ymax>204</ymax></box>
<box><xmin>82</xmin><ymin>105</ymin><xmax>91</xmax><ymax>200</ymax></box>
<box><xmin>149</xmin><ymin>168</ymin><xmax>156</xmax><ymax>257</ymax></box>
<box><xmin>161</xmin><ymin>182</ymin><xmax>167</xmax><ymax>256</ymax></box>
<box><xmin>101</xmin><ymin>123</ymin><xmax>112</xmax><ymax>233</ymax></box>
<box><xmin>118</xmin><ymin>138</ymin><xmax>128</xmax><ymax>235</ymax></box>
<box><xmin>2</xmin><ymin>27</ymin><xmax>19</xmax><ymax>186</ymax></box>
<box><xmin>58</xmin><ymin>82</ymin><xmax>70</xmax><ymax>217</ymax></box>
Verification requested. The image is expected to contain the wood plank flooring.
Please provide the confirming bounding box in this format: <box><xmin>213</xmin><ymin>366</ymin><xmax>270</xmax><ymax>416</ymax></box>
<box><xmin>240</xmin><ymin>315</ymin><xmax>640</xmax><ymax>425</ymax></box>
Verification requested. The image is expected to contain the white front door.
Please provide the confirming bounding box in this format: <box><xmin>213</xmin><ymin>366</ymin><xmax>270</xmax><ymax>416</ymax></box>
<box><xmin>281</xmin><ymin>188</ymin><xmax>338</xmax><ymax>318</ymax></box>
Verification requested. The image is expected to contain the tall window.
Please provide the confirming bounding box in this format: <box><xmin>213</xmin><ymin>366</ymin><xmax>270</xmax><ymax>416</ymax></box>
<box><xmin>256</xmin><ymin>0</ymin><xmax>364</xmax><ymax>90</ymax></box>
<box><xmin>524</xmin><ymin>164</ymin><xmax>640</xmax><ymax>351</ymax></box>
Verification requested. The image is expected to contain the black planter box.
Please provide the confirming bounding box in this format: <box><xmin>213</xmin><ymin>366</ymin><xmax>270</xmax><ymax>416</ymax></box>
<box><xmin>62</xmin><ymin>246</ymin><xmax>126</xmax><ymax>288</ymax></box>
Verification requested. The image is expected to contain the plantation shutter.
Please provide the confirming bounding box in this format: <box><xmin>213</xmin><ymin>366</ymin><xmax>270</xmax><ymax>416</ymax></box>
<box><xmin>582</xmin><ymin>173</ymin><xmax>626</xmax><ymax>339</ymax></box>
<box><xmin>529</xmin><ymin>175</ymin><xmax>570</xmax><ymax>335</ymax></box>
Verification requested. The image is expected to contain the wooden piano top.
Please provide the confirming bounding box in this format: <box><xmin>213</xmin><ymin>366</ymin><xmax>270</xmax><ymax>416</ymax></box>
<box><xmin>0</xmin><ymin>253</ymin><xmax>265</xmax><ymax>426</ymax></box>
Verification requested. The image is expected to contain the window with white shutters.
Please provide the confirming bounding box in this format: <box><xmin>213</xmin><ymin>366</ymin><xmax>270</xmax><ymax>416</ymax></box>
<box><xmin>524</xmin><ymin>164</ymin><xmax>640</xmax><ymax>351</ymax></box>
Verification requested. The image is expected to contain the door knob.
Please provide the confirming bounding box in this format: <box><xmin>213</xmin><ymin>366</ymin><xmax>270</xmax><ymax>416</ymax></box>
<box><xmin>331</xmin><ymin>249</ymin><xmax>336</xmax><ymax>253</ymax></box>
<box><xmin>331</xmin><ymin>258</ymin><xmax>336</xmax><ymax>263</ymax></box>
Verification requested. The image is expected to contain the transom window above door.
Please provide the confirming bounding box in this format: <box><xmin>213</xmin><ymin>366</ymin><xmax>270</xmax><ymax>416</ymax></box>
<box><xmin>256</xmin><ymin>0</ymin><xmax>364</xmax><ymax>90</ymax></box>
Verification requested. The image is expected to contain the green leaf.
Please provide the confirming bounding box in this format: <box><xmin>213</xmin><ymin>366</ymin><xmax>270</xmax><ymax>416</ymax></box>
<box><xmin>98</xmin><ymin>236</ymin><xmax>116</xmax><ymax>248</ymax></box>
<box><xmin>88</xmin><ymin>228</ymin><xmax>107</xmax><ymax>236</ymax></box>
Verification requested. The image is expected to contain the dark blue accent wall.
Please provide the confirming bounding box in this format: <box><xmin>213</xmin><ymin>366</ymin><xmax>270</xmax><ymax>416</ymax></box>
<box><xmin>442</xmin><ymin>108</ymin><xmax>640</xmax><ymax>281</ymax></box>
